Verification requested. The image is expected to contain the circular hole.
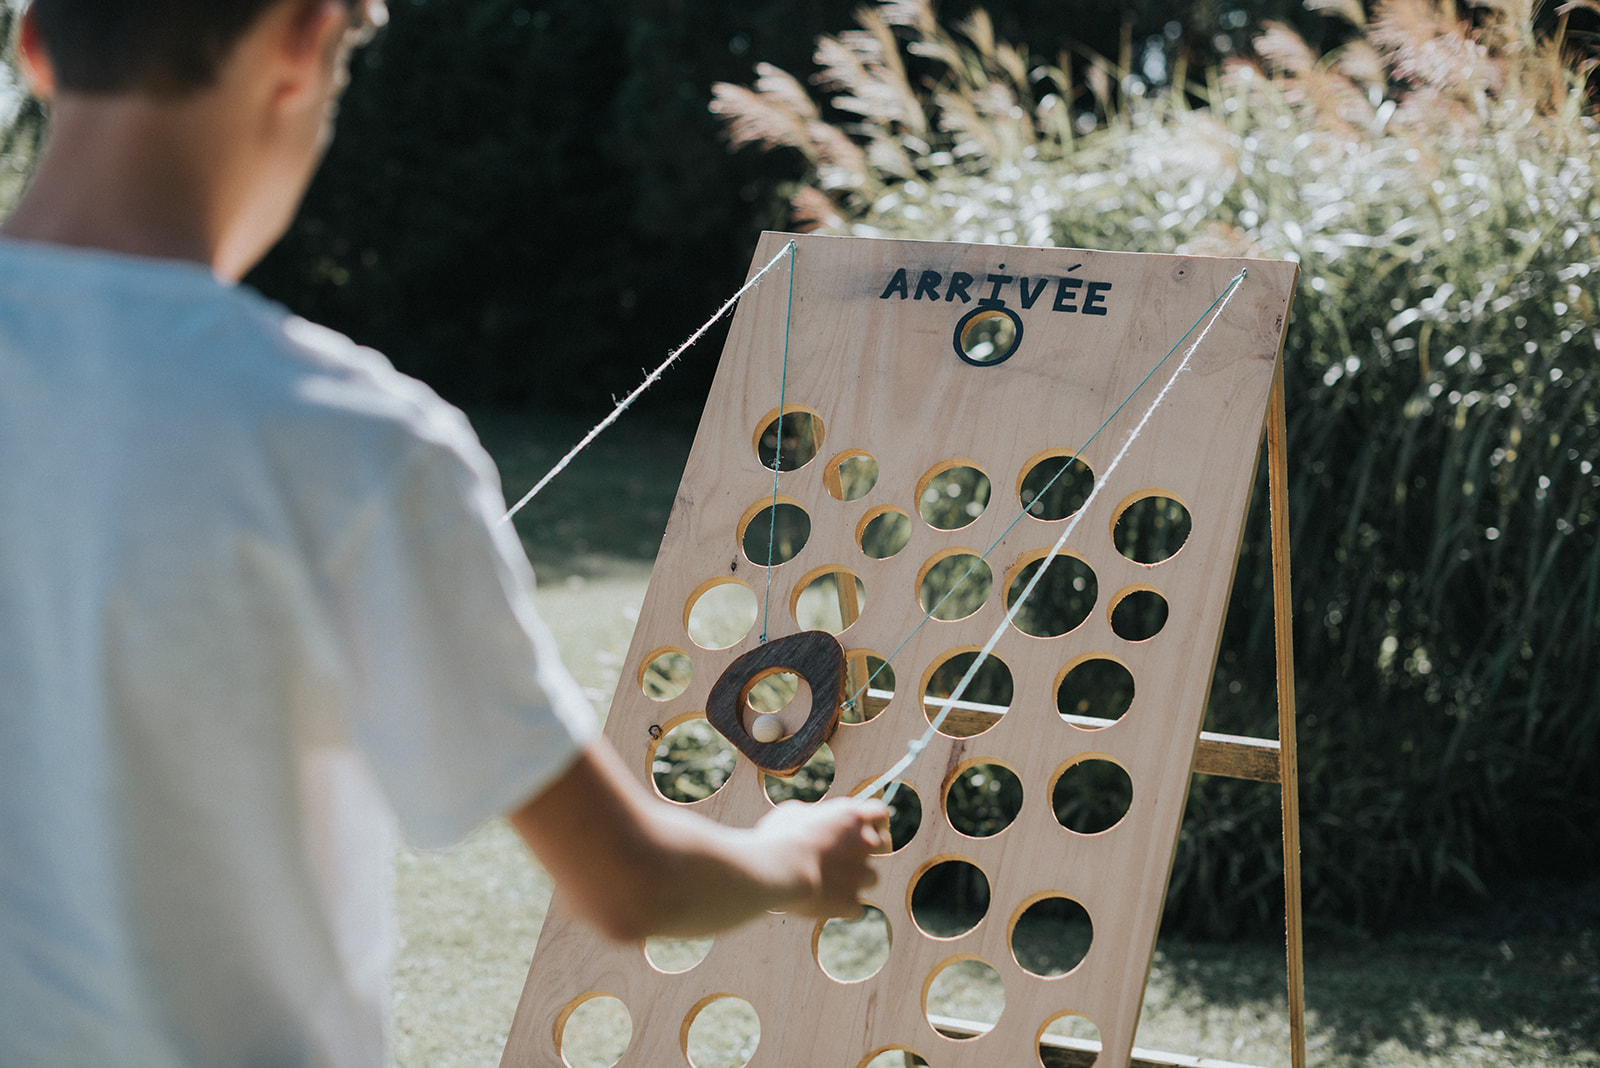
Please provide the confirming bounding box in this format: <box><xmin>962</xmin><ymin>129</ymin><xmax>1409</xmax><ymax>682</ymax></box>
<box><xmin>1055</xmin><ymin>656</ymin><xmax>1135</xmax><ymax>728</ymax></box>
<box><xmin>945</xmin><ymin>763</ymin><xmax>1023</xmax><ymax>838</ymax></box>
<box><xmin>764</xmin><ymin>742</ymin><xmax>835</xmax><ymax>804</ymax></box>
<box><xmin>755</xmin><ymin>407</ymin><xmax>823</xmax><ymax>472</ymax></box>
<box><xmin>652</xmin><ymin>720</ymin><xmax>737</xmax><ymax>804</ymax></box>
<box><xmin>1003</xmin><ymin>553</ymin><xmax>1098</xmax><ymax>638</ymax></box>
<box><xmin>910</xmin><ymin>859</ymin><xmax>990</xmax><ymax>938</ymax></box>
<box><xmin>1011</xmin><ymin>896</ymin><xmax>1093</xmax><ymax>978</ymax></box>
<box><xmin>558</xmin><ymin>995</ymin><xmax>632</xmax><ymax>1068</ymax></box>
<box><xmin>685</xmin><ymin>995</ymin><xmax>760</xmax><ymax>1068</ymax></box>
<box><xmin>640</xmin><ymin>648</ymin><xmax>693</xmax><ymax>702</ymax></box>
<box><xmin>869</xmin><ymin>781</ymin><xmax>921</xmax><ymax>853</ymax></box>
<box><xmin>1019</xmin><ymin>453</ymin><xmax>1096</xmax><ymax>521</ymax></box>
<box><xmin>817</xmin><ymin>904</ymin><xmax>892</xmax><ymax>982</ymax></box>
<box><xmin>859</xmin><ymin>507</ymin><xmax>913</xmax><ymax>560</ymax></box>
<box><xmin>918</xmin><ymin>463</ymin><xmax>992</xmax><ymax>531</ymax></box>
<box><xmin>740</xmin><ymin>500</ymin><xmax>810</xmax><ymax>567</ymax></box>
<box><xmin>1052</xmin><ymin>758</ymin><xmax>1133</xmax><ymax>835</ymax></box>
<box><xmin>1113</xmin><ymin>493</ymin><xmax>1193</xmax><ymax>564</ymax></box>
<box><xmin>1041</xmin><ymin>1013</ymin><xmax>1102</xmax><ymax>1063</ymax></box>
<box><xmin>917</xmin><ymin>553</ymin><xmax>993</xmax><ymax>622</ymax></box>
<box><xmin>923</xmin><ymin>651</ymin><xmax>1012</xmax><ymax>738</ymax></box>
<box><xmin>644</xmin><ymin>934</ymin><xmax>714</xmax><ymax>974</ymax></box>
<box><xmin>792</xmin><ymin>568</ymin><xmax>866</xmax><ymax>635</ymax></box>
<box><xmin>925</xmin><ymin>957</ymin><xmax>1004</xmax><ymax>1037</ymax></box>
<box><xmin>827</xmin><ymin>451</ymin><xmax>880</xmax><ymax>502</ymax></box>
<box><xmin>685</xmin><ymin>581</ymin><xmax>757</xmax><ymax>650</ymax></box>
<box><xmin>955</xmin><ymin>305</ymin><xmax>1023</xmax><ymax>366</ymax></box>
<box><xmin>1110</xmin><ymin>587</ymin><xmax>1169</xmax><ymax>642</ymax></box>
<box><xmin>841</xmin><ymin>651</ymin><xmax>894</xmax><ymax>724</ymax></box>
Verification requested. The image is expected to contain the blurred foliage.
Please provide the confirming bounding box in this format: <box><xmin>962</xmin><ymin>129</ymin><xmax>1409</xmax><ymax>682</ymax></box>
<box><xmin>239</xmin><ymin>0</ymin><xmax>1327</xmax><ymax>410</ymax></box>
<box><xmin>713</xmin><ymin>0</ymin><xmax>1600</xmax><ymax>934</ymax></box>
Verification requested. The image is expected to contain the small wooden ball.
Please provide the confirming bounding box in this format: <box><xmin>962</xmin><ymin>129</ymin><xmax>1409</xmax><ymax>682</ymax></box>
<box><xmin>751</xmin><ymin>713</ymin><xmax>785</xmax><ymax>744</ymax></box>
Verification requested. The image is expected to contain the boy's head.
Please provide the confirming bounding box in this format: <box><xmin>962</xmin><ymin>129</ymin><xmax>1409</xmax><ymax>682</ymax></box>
<box><xmin>21</xmin><ymin>0</ymin><xmax>385</xmax><ymax>97</ymax></box>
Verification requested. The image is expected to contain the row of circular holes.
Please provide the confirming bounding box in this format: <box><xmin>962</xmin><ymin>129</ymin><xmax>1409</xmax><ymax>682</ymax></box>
<box><xmin>746</xmin><ymin>488</ymin><xmax>1191</xmax><ymax>568</ymax></box>
<box><xmin>652</xmin><ymin>717</ymin><xmax>1132</xmax><ymax>839</ymax></box>
<box><xmin>681</xmin><ymin>564</ymin><xmax>1171</xmax><ymax>651</ymax></box>
<box><xmin>560</xmin><ymin>963</ymin><xmax>1100</xmax><ymax>1068</ymax></box>
<box><xmin>758</xmin><ymin>406</ymin><xmax>1176</xmax><ymax>537</ymax></box>
<box><xmin>646</xmin><ymin>649</ymin><xmax>1137</xmax><ymax>732</ymax></box>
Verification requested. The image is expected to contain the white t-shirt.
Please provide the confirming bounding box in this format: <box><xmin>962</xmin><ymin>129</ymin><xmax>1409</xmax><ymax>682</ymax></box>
<box><xmin>0</xmin><ymin>240</ymin><xmax>597</xmax><ymax>1066</ymax></box>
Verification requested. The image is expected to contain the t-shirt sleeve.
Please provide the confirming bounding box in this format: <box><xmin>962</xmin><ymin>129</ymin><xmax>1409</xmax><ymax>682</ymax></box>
<box><xmin>327</xmin><ymin>421</ymin><xmax>598</xmax><ymax>850</ymax></box>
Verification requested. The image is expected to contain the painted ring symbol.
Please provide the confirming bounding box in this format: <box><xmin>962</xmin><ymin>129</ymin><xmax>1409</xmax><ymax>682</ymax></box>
<box><xmin>706</xmin><ymin>631</ymin><xmax>846</xmax><ymax>777</ymax></box>
<box><xmin>953</xmin><ymin>304</ymin><xmax>1024</xmax><ymax>367</ymax></box>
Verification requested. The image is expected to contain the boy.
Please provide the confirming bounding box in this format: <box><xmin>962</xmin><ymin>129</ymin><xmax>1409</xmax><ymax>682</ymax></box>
<box><xmin>0</xmin><ymin>2</ymin><xmax>887</xmax><ymax>1064</ymax></box>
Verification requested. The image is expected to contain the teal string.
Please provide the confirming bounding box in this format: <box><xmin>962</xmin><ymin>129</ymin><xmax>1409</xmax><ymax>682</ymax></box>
<box><xmin>760</xmin><ymin>241</ymin><xmax>798</xmax><ymax>643</ymax></box>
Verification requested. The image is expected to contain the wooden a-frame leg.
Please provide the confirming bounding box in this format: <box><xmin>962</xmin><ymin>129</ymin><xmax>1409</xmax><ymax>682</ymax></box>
<box><xmin>1267</xmin><ymin>367</ymin><xmax>1308</xmax><ymax>1068</ymax></box>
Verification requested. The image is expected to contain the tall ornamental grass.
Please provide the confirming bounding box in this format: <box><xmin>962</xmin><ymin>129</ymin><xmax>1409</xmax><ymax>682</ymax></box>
<box><xmin>713</xmin><ymin>0</ymin><xmax>1600</xmax><ymax>934</ymax></box>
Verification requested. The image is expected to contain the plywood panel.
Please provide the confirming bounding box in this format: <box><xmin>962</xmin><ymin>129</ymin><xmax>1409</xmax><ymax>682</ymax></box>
<box><xmin>503</xmin><ymin>233</ymin><xmax>1297</xmax><ymax>1068</ymax></box>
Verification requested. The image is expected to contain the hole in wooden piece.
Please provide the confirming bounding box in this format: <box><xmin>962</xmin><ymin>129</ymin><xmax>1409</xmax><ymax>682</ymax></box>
<box><xmin>826</xmin><ymin>451</ymin><xmax>880</xmax><ymax>502</ymax></box>
<box><xmin>1003</xmin><ymin>551</ymin><xmax>1098</xmax><ymax>638</ymax></box>
<box><xmin>858</xmin><ymin>506</ymin><xmax>912</xmax><ymax>560</ymax></box>
<box><xmin>945</xmin><ymin>762</ymin><xmax>1023</xmax><ymax>838</ymax></box>
<box><xmin>954</xmin><ymin>305</ymin><xmax>1023</xmax><ymax>366</ymax></box>
<box><xmin>764</xmin><ymin>742</ymin><xmax>835</xmax><ymax>804</ymax></box>
<box><xmin>640</xmin><ymin>647</ymin><xmax>692</xmax><ymax>702</ymax></box>
<box><xmin>924</xmin><ymin>957</ymin><xmax>1004</xmax><ymax>1038</ymax></box>
<box><xmin>745</xmin><ymin>670</ymin><xmax>801</xmax><ymax>718</ymax></box>
<box><xmin>556</xmin><ymin>994</ymin><xmax>632</xmax><ymax>1068</ymax></box>
<box><xmin>917</xmin><ymin>462</ymin><xmax>991</xmax><ymax>531</ymax></box>
<box><xmin>644</xmin><ymin>934</ymin><xmax>714</xmax><ymax>974</ymax></box>
<box><xmin>1109</xmin><ymin>586</ymin><xmax>1169</xmax><ymax>642</ymax></box>
<box><xmin>685</xmin><ymin>995</ymin><xmax>760</xmax><ymax>1068</ymax></box>
<box><xmin>1019</xmin><ymin>452</ymin><xmax>1095</xmax><ymax>521</ymax></box>
<box><xmin>816</xmin><ymin>904</ymin><xmax>892</xmax><ymax>982</ymax></box>
<box><xmin>910</xmin><ymin>859</ymin><xmax>990</xmax><ymax>938</ymax></box>
<box><xmin>1040</xmin><ymin>1013</ymin><xmax>1103</xmax><ymax>1067</ymax></box>
<box><xmin>1113</xmin><ymin>491</ymin><xmax>1193</xmax><ymax>564</ymax></box>
<box><xmin>917</xmin><ymin>552</ymin><xmax>992</xmax><ymax>622</ymax></box>
<box><xmin>685</xmin><ymin>580</ymin><xmax>757</xmax><ymax>650</ymax></box>
<box><xmin>740</xmin><ymin>499</ymin><xmax>810</xmax><ymax>567</ymax></box>
<box><xmin>652</xmin><ymin>720</ymin><xmax>736</xmax><ymax>804</ymax></box>
<box><xmin>1011</xmin><ymin>895</ymin><xmax>1093</xmax><ymax>978</ymax></box>
<box><xmin>858</xmin><ymin>1051</ymin><xmax>930</xmax><ymax>1068</ymax></box>
<box><xmin>841</xmin><ymin>651</ymin><xmax>893</xmax><ymax>724</ymax></box>
<box><xmin>1052</xmin><ymin>758</ymin><xmax>1133</xmax><ymax>835</ymax></box>
<box><xmin>794</xmin><ymin>568</ymin><xmax>867</xmax><ymax>635</ymax></box>
<box><xmin>707</xmin><ymin>631</ymin><xmax>844</xmax><ymax>777</ymax></box>
<box><xmin>923</xmin><ymin>650</ymin><xmax>1012</xmax><ymax>738</ymax></box>
<box><xmin>755</xmin><ymin>406</ymin><xmax>823</xmax><ymax>472</ymax></box>
<box><xmin>1055</xmin><ymin>655</ymin><xmax>1135</xmax><ymax>728</ymax></box>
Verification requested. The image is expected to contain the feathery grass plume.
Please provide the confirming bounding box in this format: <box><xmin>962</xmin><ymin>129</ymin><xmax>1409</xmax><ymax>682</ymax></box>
<box><xmin>714</xmin><ymin>0</ymin><xmax>1600</xmax><ymax>934</ymax></box>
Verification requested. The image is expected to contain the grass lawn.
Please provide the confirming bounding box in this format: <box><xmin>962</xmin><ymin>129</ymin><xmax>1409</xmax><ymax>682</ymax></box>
<box><xmin>388</xmin><ymin>406</ymin><xmax>1599</xmax><ymax>1068</ymax></box>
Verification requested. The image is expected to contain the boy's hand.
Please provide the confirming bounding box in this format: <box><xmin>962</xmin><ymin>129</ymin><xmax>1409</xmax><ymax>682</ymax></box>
<box><xmin>754</xmin><ymin>796</ymin><xmax>891</xmax><ymax>920</ymax></box>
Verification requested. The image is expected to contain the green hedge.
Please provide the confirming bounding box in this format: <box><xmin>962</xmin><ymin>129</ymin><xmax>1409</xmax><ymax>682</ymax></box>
<box><xmin>714</xmin><ymin>0</ymin><xmax>1600</xmax><ymax>934</ymax></box>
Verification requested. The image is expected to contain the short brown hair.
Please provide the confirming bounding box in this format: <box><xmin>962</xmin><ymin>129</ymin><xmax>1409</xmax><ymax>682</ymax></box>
<box><xmin>26</xmin><ymin>0</ymin><xmax>379</xmax><ymax>96</ymax></box>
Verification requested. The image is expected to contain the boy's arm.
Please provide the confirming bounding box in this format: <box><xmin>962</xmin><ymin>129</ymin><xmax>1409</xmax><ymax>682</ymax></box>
<box><xmin>507</xmin><ymin>740</ymin><xmax>888</xmax><ymax>942</ymax></box>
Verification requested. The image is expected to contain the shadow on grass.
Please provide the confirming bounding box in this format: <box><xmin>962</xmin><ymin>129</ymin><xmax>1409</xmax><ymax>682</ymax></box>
<box><xmin>472</xmin><ymin>406</ymin><xmax>694</xmax><ymax>582</ymax></box>
<box><xmin>1151</xmin><ymin>921</ymin><xmax>1599</xmax><ymax>1066</ymax></box>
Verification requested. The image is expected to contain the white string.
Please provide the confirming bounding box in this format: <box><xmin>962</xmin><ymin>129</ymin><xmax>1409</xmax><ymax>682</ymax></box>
<box><xmin>868</xmin><ymin>269</ymin><xmax>1248</xmax><ymax>801</ymax></box>
<box><xmin>501</xmin><ymin>240</ymin><xmax>798</xmax><ymax>523</ymax></box>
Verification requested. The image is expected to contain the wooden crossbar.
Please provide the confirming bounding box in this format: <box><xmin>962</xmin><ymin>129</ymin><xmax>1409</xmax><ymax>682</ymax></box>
<box><xmin>889</xmin><ymin>691</ymin><xmax>1283</xmax><ymax>783</ymax></box>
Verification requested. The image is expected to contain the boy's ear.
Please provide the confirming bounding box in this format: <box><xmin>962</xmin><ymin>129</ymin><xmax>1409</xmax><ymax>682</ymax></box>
<box><xmin>15</xmin><ymin>5</ymin><xmax>57</xmax><ymax>101</ymax></box>
<box><xmin>264</xmin><ymin>0</ymin><xmax>353</xmax><ymax>102</ymax></box>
